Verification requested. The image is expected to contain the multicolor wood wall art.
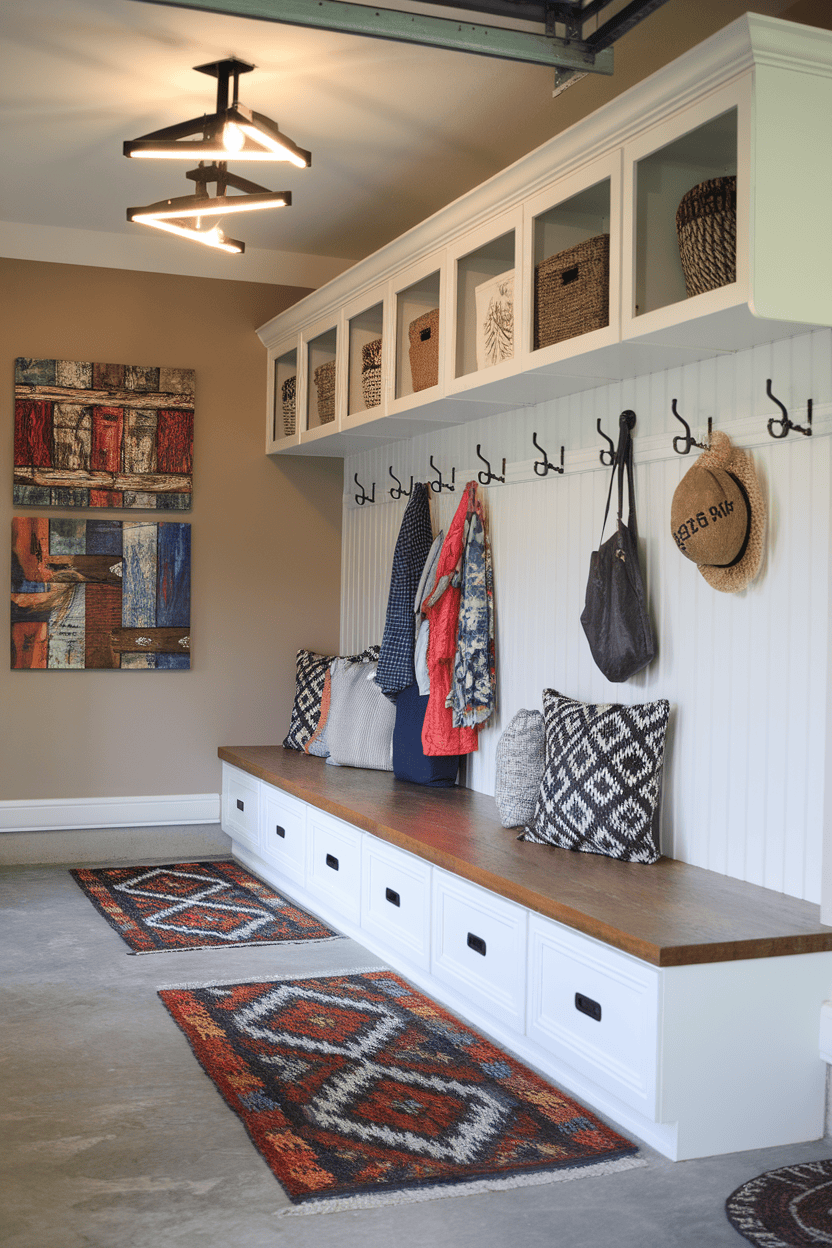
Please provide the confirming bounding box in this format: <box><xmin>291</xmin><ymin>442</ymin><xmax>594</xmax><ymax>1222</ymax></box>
<box><xmin>13</xmin><ymin>358</ymin><xmax>194</xmax><ymax>509</ymax></box>
<box><xmin>11</xmin><ymin>518</ymin><xmax>191</xmax><ymax>670</ymax></box>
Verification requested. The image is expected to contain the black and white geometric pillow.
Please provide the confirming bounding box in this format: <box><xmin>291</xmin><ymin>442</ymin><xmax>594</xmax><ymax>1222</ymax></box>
<box><xmin>519</xmin><ymin>690</ymin><xmax>670</xmax><ymax>864</ymax></box>
<box><xmin>283</xmin><ymin>645</ymin><xmax>380</xmax><ymax>752</ymax></box>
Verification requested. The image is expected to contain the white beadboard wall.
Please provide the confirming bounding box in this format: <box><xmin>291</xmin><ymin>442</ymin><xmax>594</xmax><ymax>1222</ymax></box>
<box><xmin>340</xmin><ymin>329</ymin><xmax>831</xmax><ymax>903</ymax></box>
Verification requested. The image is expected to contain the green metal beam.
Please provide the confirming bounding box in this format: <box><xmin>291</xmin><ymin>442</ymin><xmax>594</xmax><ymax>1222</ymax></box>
<box><xmin>130</xmin><ymin>0</ymin><xmax>615</xmax><ymax>72</ymax></box>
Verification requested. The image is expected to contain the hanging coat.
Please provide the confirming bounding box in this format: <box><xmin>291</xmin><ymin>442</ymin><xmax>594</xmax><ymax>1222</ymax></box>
<box><xmin>450</xmin><ymin>499</ymin><xmax>496</xmax><ymax>728</ymax></box>
<box><xmin>414</xmin><ymin>529</ymin><xmax>444</xmax><ymax>696</ymax></box>
<box><xmin>376</xmin><ymin>482</ymin><xmax>434</xmax><ymax>701</ymax></box>
<box><xmin>421</xmin><ymin>483</ymin><xmax>480</xmax><ymax>757</ymax></box>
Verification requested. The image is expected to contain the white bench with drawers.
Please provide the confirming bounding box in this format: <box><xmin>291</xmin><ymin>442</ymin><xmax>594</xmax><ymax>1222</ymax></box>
<box><xmin>220</xmin><ymin>745</ymin><xmax>832</xmax><ymax>1161</ymax></box>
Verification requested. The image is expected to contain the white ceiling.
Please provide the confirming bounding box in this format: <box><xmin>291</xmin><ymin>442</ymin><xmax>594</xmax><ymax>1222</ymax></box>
<box><xmin>0</xmin><ymin>0</ymin><xmax>819</xmax><ymax>286</ymax></box>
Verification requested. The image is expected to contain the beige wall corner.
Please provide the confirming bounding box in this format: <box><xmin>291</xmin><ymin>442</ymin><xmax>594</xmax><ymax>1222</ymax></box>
<box><xmin>2</xmin><ymin>258</ymin><xmax>343</xmax><ymax>804</ymax></box>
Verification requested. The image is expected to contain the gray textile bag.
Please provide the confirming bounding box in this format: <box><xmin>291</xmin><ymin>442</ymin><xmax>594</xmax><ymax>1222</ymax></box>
<box><xmin>494</xmin><ymin>709</ymin><xmax>546</xmax><ymax>828</ymax></box>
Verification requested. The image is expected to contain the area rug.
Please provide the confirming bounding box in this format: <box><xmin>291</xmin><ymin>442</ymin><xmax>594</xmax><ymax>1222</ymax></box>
<box><xmin>70</xmin><ymin>860</ymin><xmax>339</xmax><ymax>953</ymax></box>
<box><xmin>726</xmin><ymin>1160</ymin><xmax>832</xmax><ymax>1247</ymax></box>
<box><xmin>159</xmin><ymin>969</ymin><xmax>642</xmax><ymax>1214</ymax></box>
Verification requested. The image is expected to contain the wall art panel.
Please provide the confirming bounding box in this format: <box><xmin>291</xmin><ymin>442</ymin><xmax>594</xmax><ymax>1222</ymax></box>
<box><xmin>13</xmin><ymin>358</ymin><xmax>194</xmax><ymax>509</ymax></box>
<box><xmin>11</xmin><ymin>518</ymin><xmax>191</xmax><ymax>670</ymax></box>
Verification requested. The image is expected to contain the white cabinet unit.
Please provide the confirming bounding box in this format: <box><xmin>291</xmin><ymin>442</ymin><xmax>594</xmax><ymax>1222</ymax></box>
<box><xmin>431</xmin><ymin>869</ymin><xmax>527</xmax><ymax>1031</ymax></box>
<box><xmin>361</xmin><ymin>836</ymin><xmax>431</xmax><ymax>971</ymax></box>
<box><xmin>305</xmin><ymin>808</ymin><xmax>362</xmax><ymax>925</ymax></box>
<box><xmin>259</xmin><ymin>786</ymin><xmax>307</xmax><ymax>888</ymax></box>
<box><xmin>220</xmin><ymin>763</ymin><xmax>260</xmax><ymax>855</ymax></box>
<box><xmin>257</xmin><ymin>16</ymin><xmax>832</xmax><ymax>457</ymax></box>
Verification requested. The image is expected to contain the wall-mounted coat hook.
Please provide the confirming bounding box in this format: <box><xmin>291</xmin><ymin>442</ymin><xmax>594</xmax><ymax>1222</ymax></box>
<box><xmin>532</xmin><ymin>431</ymin><xmax>564</xmax><ymax>476</ymax></box>
<box><xmin>388</xmin><ymin>466</ymin><xmax>413</xmax><ymax>499</ymax></box>
<box><xmin>475</xmin><ymin>444</ymin><xmax>506</xmax><ymax>485</ymax></box>
<box><xmin>672</xmin><ymin>399</ymin><xmax>711</xmax><ymax>454</ymax></box>
<box><xmin>354</xmin><ymin>473</ymin><xmax>376</xmax><ymax>505</ymax></box>
<box><xmin>596</xmin><ymin>419</ymin><xmax>615</xmax><ymax>466</ymax></box>
<box><xmin>428</xmin><ymin>454</ymin><xmax>455</xmax><ymax>493</ymax></box>
<box><xmin>766</xmin><ymin>378</ymin><xmax>813</xmax><ymax>439</ymax></box>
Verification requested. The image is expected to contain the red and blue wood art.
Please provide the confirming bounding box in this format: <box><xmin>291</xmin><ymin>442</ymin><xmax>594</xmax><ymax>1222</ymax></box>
<box><xmin>11</xmin><ymin>518</ymin><xmax>190</xmax><ymax>670</ymax></box>
<box><xmin>13</xmin><ymin>357</ymin><xmax>194</xmax><ymax>510</ymax></box>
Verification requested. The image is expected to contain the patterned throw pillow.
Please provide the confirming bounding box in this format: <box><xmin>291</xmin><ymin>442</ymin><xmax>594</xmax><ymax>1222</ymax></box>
<box><xmin>519</xmin><ymin>690</ymin><xmax>670</xmax><ymax>864</ymax></box>
<box><xmin>327</xmin><ymin>660</ymin><xmax>396</xmax><ymax>770</ymax></box>
<box><xmin>283</xmin><ymin>646</ymin><xmax>379</xmax><ymax>752</ymax></box>
<box><xmin>494</xmin><ymin>709</ymin><xmax>545</xmax><ymax>827</ymax></box>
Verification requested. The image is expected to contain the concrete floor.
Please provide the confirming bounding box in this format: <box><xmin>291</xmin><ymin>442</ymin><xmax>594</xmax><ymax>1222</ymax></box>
<box><xmin>3</xmin><ymin>860</ymin><xmax>832</xmax><ymax>1248</ymax></box>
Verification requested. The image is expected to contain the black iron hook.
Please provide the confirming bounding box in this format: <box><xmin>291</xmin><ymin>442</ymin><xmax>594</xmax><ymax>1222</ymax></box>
<box><xmin>354</xmin><ymin>473</ymin><xmax>376</xmax><ymax>505</ymax></box>
<box><xmin>532</xmin><ymin>432</ymin><xmax>564</xmax><ymax>476</ymax></box>
<box><xmin>475</xmin><ymin>444</ymin><xmax>506</xmax><ymax>485</ymax></box>
<box><xmin>766</xmin><ymin>379</ymin><xmax>812</xmax><ymax>439</ymax></box>
<box><xmin>388</xmin><ymin>466</ymin><xmax>413</xmax><ymax>500</ymax></box>
<box><xmin>429</xmin><ymin>454</ymin><xmax>455</xmax><ymax>493</ymax></box>
<box><xmin>597</xmin><ymin>420</ymin><xmax>615</xmax><ymax>466</ymax></box>
<box><xmin>672</xmin><ymin>400</ymin><xmax>711</xmax><ymax>454</ymax></box>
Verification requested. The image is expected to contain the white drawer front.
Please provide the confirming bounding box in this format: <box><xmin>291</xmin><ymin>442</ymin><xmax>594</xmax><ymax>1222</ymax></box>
<box><xmin>361</xmin><ymin>838</ymin><xmax>431</xmax><ymax>970</ymax></box>
<box><xmin>431</xmin><ymin>870</ymin><xmax>527</xmax><ymax>1030</ymax></box>
<box><xmin>221</xmin><ymin>764</ymin><xmax>260</xmax><ymax>853</ymax></box>
<box><xmin>260</xmin><ymin>786</ymin><xmax>307</xmax><ymax>887</ymax></box>
<box><xmin>306</xmin><ymin>810</ymin><xmax>362</xmax><ymax>924</ymax></box>
<box><xmin>527</xmin><ymin>913</ymin><xmax>660</xmax><ymax>1118</ymax></box>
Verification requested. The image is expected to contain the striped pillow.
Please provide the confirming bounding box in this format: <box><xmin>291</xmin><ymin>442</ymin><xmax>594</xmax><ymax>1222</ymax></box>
<box><xmin>327</xmin><ymin>660</ymin><xmax>396</xmax><ymax>771</ymax></box>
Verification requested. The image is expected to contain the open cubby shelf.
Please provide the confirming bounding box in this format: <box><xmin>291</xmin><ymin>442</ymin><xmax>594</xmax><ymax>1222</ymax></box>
<box><xmin>259</xmin><ymin>16</ymin><xmax>832</xmax><ymax>457</ymax></box>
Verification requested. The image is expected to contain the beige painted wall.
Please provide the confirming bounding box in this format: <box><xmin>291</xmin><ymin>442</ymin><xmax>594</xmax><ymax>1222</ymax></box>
<box><xmin>2</xmin><ymin>258</ymin><xmax>343</xmax><ymax>802</ymax></box>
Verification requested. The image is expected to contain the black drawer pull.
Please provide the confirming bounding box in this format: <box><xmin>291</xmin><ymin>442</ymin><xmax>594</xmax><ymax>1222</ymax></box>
<box><xmin>420</xmin><ymin>326</ymin><xmax>432</xmax><ymax>342</ymax></box>
<box><xmin>275</xmin><ymin>825</ymin><xmax>286</xmax><ymax>839</ymax></box>
<box><xmin>385</xmin><ymin>887</ymin><xmax>400</xmax><ymax>907</ymax></box>
<box><xmin>575</xmin><ymin>992</ymin><xmax>602</xmax><ymax>1022</ymax></box>
<box><xmin>467</xmin><ymin>932</ymin><xmax>486</xmax><ymax>957</ymax></box>
<box><xmin>325</xmin><ymin>853</ymin><xmax>339</xmax><ymax>871</ymax></box>
<box><xmin>236</xmin><ymin>798</ymin><xmax>244</xmax><ymax>812</ymax></box>
<box><xmin>561</xmin><ymin>264</ymin><xmax>580</xmax><ymax>286</ymax></box>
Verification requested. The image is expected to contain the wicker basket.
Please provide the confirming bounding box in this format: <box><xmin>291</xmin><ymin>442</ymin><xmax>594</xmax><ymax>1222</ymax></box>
<box><xmin>408</xmin><ymin>308</ymin><xmax>439</xmax><ymax>392</ymax></box>
<box><xmin>361</xmin><ymin>338</ymin><xmax>382</xmax><ymax>409</ymax></box>
<box><xmin>313</xmin><ymin>360</ymin><xmax>336</xmax><ymax>424</ymax></box>
<box><xmin>281</xmin><ymin>374</ymin><xmax>296</xmax><ymax>437</ymax></box>
<box><xmin>534</xmin><ymin>234</ymin><xmax>609</xmax><ymax>350</ymax></box>
<box><xmin>675</xmin><ymin>176</ymin><xmax>736</xmax><ymax>298</ymax></box>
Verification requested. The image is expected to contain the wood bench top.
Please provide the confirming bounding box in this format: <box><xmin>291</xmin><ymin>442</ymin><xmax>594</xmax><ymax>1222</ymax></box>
<box><xmin>219</xmin><ymin>745</ymin><xmax>832</xmax><ymax>968</ymax></box>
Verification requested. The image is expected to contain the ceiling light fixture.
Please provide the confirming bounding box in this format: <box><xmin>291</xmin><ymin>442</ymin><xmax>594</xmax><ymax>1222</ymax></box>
<box><xmin>124</xmin><ymin>60</ymin><xmax>308</xmax><ymax>255</ymax></box>
<box><xmin>127</xmin><ymin>163</ymin><xmax>292</xmax><ymax>256</ymax></box>
<box><xmin>123</xmin><ymin>58</ymin><xmax>311</xmax><ymax>167</ymax></box>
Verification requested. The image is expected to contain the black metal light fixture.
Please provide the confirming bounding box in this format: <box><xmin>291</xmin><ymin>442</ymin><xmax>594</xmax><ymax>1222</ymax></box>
<box><xmin>124</xmin><ymin>58</ymin><xmax>311</xmax><ymax>167</ymax></box>
<box><xmin>124</xmin><ymin>58</ymin><xmax>309</xmax><ymax>254</ymax></box>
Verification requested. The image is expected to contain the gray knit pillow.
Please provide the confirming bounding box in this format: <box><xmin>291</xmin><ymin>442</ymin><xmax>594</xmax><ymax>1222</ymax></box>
<box><xmin>494</xmin><ymin>709</ymin><xmax>546</xmax><ymax>828</ymax></box>
<box><xmin>327</xmin><ymin>660</ymin><xmax>396</xmax><ymax>771</ymax></box>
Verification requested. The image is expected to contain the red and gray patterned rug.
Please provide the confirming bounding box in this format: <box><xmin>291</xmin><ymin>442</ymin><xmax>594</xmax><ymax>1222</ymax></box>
<box><xmin>159</xmin><ymin>969</ymin><xmax>641</xmax><ymax>1214</ymax></box>
<box><xmin>70</xmin><ymin>860</ymin><xmax>338</xmax><ymax>953</ymax></box>
<box><xmin>727</xmin><ymin>1160</ymin><xmax>832</xmax><ymax>1247</ymax></box>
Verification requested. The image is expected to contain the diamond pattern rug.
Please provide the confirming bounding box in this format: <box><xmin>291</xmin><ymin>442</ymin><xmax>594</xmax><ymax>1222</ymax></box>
<box><xmin>70</xmin><ymin>860</ymin><xmax>339</xmax><ymax>953</ymax></box>
<box><xmin>159</xmin><ymin>969</ymin><xmax>641</xmax><ymax>1214</ymax></box>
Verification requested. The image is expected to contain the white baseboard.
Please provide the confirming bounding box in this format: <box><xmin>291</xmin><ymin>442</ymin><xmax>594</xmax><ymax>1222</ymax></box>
<box><xmin>0</xmin><ymin>793</ymin><xmax>220</xmax><ymax>833</ymax></box>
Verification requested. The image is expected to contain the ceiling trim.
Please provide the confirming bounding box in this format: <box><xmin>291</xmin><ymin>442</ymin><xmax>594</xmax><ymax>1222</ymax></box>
<box><xmin>128</xmin><ymin>0</ymin><xmax>615</xmax><ymax>70</ymax></box>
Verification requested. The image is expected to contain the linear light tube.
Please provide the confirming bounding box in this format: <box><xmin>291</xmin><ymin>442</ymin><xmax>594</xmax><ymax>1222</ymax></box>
<box><xmin>129</xmin><ymin>217</ymin><xmax>244</xmax><ymax>254</ymax></box>
<box><xmin>128</xmin><ymin>190</ymin><xmax>290</xmax><ymax>222</ymax></box>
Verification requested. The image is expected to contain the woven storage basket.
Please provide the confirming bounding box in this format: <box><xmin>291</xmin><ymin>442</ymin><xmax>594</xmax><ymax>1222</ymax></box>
<box><xmin>313</xmin><ymin>360</ymin><xmax>336</xmax><ymax>424</ymax></box>
<box><xmin>408</xmin><ymin>308</ymin><xmax>440</xmax><ymax>392</ymax></box>
<box><xmin>361</xmin><ymin>337</ymin><xmax>382</xmax><ymax>409</ymax></box>
<box><xmin>281</xmin><ymin>374</ymin><xmax>296</xmax><ymax>437</ymax></box>
<box><xmin>675</xmin><ymin>176</ymin><xmax>736</xmax><ymax>298</ymax></box>
<box><xmin>534</xmin><ymin>233</ymin><xmax>609</xmax><ymax>350</ymax></box>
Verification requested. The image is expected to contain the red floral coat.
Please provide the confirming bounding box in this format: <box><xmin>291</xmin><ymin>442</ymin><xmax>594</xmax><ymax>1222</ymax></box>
<box><xmin>420</xmin><ymin>483</ymin><xmax>480</xmax><ymax>757</ymax></box>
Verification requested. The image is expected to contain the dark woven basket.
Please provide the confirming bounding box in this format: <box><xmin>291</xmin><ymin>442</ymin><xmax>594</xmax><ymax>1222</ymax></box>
<box><xmin>313</xmin><ymin>360</ymin><xmax>336</xmax><ymax>424</ymax></box>
<box><xmin>408</xmin><ymin>308</ymin><xmax>440</xmax><ymax>392</ymax></box>
<box><xmin>361</xmin><ymin>337</ymin><xmax>382</xmax><ymax>409</ymax></box>
<box><xmin>534</xmin><ymin>234</ymin><xmax>609</xmax><ymax>350</ymax></box>
<box><xmin>281</xmin><ymin>374</ymin><xmax>296</xmax><ymax>437</ymax></box>
<box><xmin>676</xmin><ymin>176</ymin><xmax>736</xmax><ymax>298</ymax></box>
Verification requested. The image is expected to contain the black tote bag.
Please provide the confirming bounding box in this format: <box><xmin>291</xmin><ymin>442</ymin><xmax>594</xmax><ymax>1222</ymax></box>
<box><xmin>580</xmin><ymin>410</ymin><xmax>656</xmax><ymax>682</ymax></box>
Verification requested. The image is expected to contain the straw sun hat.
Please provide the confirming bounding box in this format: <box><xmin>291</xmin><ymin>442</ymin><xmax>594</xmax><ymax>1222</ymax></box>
<box><xmin>670</xmin><ymin>430</ymin><xmax>765</xmax><ymax>593</ymax></box>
